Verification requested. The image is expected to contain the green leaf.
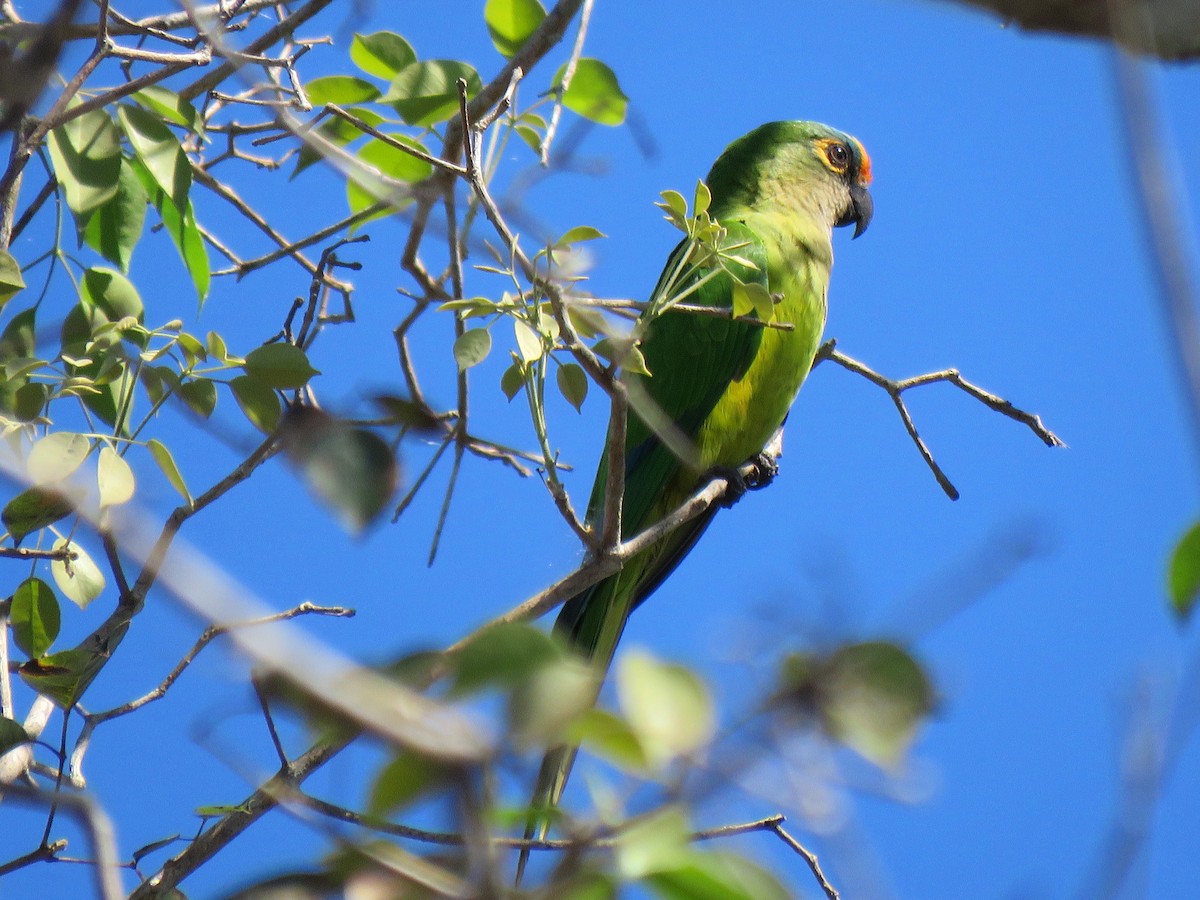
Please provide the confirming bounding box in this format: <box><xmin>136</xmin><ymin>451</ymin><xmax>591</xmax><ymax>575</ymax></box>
<box><xmin>230</xmin><ymin>375</ymin><xmax>282</xmax><ymax>433</ymax></box>
<box><xmin>556</xmin><ymin>362</ymin><xmax>588</xmax><ymax>412</ymax></box>
<box><xmin>616</xmin><ymin>806</ymin><xmax>690</xmax><ymax>880</ymax></box>
<box><xmin>617</xmin><ymin>649</ymin><xmax>714</xmax><ymax>769</ymax></box>
<box><xmin>51</xmin><ymin>538</ymin><xmax>106</xmax><ymax>609</ymax></box>
<box><xmin>27</xmin><ymin>432</ymin><xmax>90</xmax><ymax>484</ymax></box>
<box><xmin>97</xmin><ymin>445</ymin><xmax>135</xmax><ymax>507</ymax></box>
<box><xmin>82</xmin><ymin>157</ymin><xmax>148</xmax><ymax>273</ymax></box>
<box><xmin>368</xmin><ymin>751</ymin><xmax>451</xmax><ymax>816</ymax></box>
<box><xmin>450</xmin><ymin>622</ymin><xmax>562</xmax><ymax>695</ymax></box>
<box><xmin>280</xmin><ymin>408</ymin><xmax>398</xmax><ymax>533</ymax></box>
<box><xmin>80</xmin><ymin>266</ymin><xmax>144</xmax><ymax>323</ymax></box>
<box><xmin>134</xmin><ymin>157</ymin><xmax>209</xmax><ymax>302</ymax></box>
<box><xmin>508</xmin><ymin>656</ymin><xmax>597</xmax><ymax>749</ymax></box>
<box><xmin>514</xmin><ymin>318</ymin><xmax>543</xmax><ymax>363</ymax></box>
<box><xmin>554</xmin><ymin>58</ymin><xmax>628</xmax><ymax>126</ymax></box>
<box><xmin>119</xmin><ymin>104</ymin><xmax>192</xmax><ymax>208</ymax></box>
<box><xmin>644</xmin><ymin>851</ymin><xmax>791</xmax><ymax>900</ymax></box>
<box><xmin>1</xmin><ymin>307</ymin><xmax>36</xmax><ymax>357</ymax></box>
<box><xmin>13</xmin><ymin>382</ymin><xmax>48</xmax><ymax>421</ymax></box>
<box><xmin>350</xmin><ymin>31</ymin><xmax>416</xmax><ymax>80</ymax></box>
<box><xmin>500</xmin><ymin>360</ymin><xmax>525</xmax><ymax>400</ymax></box>
<box><xmin>818</xmin><ymin>641</ymin><xmax>934</xmax><ymax>768</ymax></box>
<box><xmin>693</xmin><ymin>178</ymin><xmax>712</xmax><ymax>217</ymax></box>
<box><xmin>11</xmin><ymin>577</ymin><xmax>61</xmax><ymax>658</ymax></box>
<box><xmin>19</xmin><ymin>647</ymin><xmax>106</xmax><ymax>709</ymax></box>
<box><xmin>305</xmin><ymin>75</ymin><xmax>381</xmax><ymax>106</ymax></box>
<box><xmin>179</xmin><ymin>379</ymin><xmax>217</xmax><ymax>418</ymax></box>
<box><xmin>556</xmin><ymin>224</ymin><xmax>605</xmax><ymax>247</ymax></box>
<box><xmin>453</xmin><ymin>328</ymin><xmax>492</xmax><ymax>371</ymax></box>
<box><xmin>0</xmin><ymin>248</ymin><xmax>25</xmax><ymax>307</ymax></box>
<box><xmin>730</xmin><ymin>280</ymin><xmax>773</xmax><ymax>321</ymax></box>
<box><xmin>485</xmin><ymin>0</ymin><xmax>546</xmax><ymax>57</ymax></box>
<box><xmin>346</xmin><ymin>135</ymin><xmax>433</xmax><ymax>217</ymax></box>
<box><xmin>2</xmin><ymin>486</ymin><xmax>77</xmax><ymax>545</ymax></box>
<box><xmin>0</xmin><ymin>716</ymin><xmax>31</xmax><ymax>754</ymax></box>
<box><xmin>147</xmin><ymin>439</ymin><xmax>192</xmax><ymax>506</ymax></box>
<box><xmin>384</xmin><ymin>60</ymin><xmax>483</xmax><ymax>127</ymax></box>
<box><xmin>130</xmin><ymin>834</ymin><xmax>181</xmax><ymax>867</ymax></box>
<box><xmin>133</xmin><ymin>85</ymin><xmax>203</xmax><ymax>136</ymax></box>
<box><xmin>243</xmin><ymin>343</ymin><xmax>319</xmax><ymax>389</ymax></box>
<box><xmin>1168</xmin><ymin>519</ymin><xmax>1200</xmax><ymax>619</ymax></box>
<box><xmin>46</xmin><ymin>107</ymin><xmax>122</xmax><ymax>216</ymax></box>
<box><xmin>566</xmin><ymin>708</ymin><xmax>648</xmax><ymax>771</ymax></box>
<box><xmin>293</xmin><ymin>106</ymin><xmax>385</xmax><ymax>178</ymax></box>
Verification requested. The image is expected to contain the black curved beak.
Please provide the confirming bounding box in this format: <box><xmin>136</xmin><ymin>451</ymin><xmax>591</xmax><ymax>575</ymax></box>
<box><xmin>836</xmin><ymin>182</ymin><xmax>873</xmax><ymax>239</ymax></box>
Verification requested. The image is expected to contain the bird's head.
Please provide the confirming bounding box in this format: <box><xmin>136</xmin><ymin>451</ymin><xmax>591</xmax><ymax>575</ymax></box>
<box><xmin>706</xmin><ymin>120</ymin><xmax>874</xmax><ymax>239</ymax></box>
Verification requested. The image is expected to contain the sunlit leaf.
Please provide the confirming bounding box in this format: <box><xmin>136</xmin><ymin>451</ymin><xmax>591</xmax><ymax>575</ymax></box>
<box><xmin>305</xmin><ymin>75</ymin><xmax>381</xmax><ymax>106</ymax></box>
<box><xmin>133</xmin><ymin>85</ymin><xmax>202</xmax><ymax>136</ymax></box>
<box><xmin>730</xmin><ymin>280</ymin><xmax>773</xmax><ymax>321</ymax></box>
<box><xmin>118</xmin><ymin>103</ymin><xmax>192</xmax><ymax>208</ymax></box>
<box><xmin>11</xmin><ymin>577</ymin><xmax>61</xmax><ymax>658</ymax></box>
<box><xmin>80</xmin><ymin>266</ymin><xmax>144</xmax><ymax>323</ymax></box>
<box><xmin>556</xmin><ymin>224</ymin><xmax>606</xmax><ymax>247</ymax></box>
<box><xmin>556</xmin><ymin>362</ymin><xmax>588</xmax><ymax>412</ymax></box>
<box><xmin>97</xmin><ymin>444</ymin><xmax>135</xmax><ymax>507</ymax></box>
<box><xmin>554</xmin><ymin>58</ymin><xmax>628</xmax><ymax>126</ymax></box>
<box><xmin>82</xmin><ymin>157</ymin><xmax>148</xmax><ymax>273</ymax></box>
<box><xmin>453</xmin><ymin>328</ymin><xmax>492</xmax><ymax>371</ymax></box>
<box><xmin>485</xmin><ymin>0</ymin><xmax>546</xmax><ymax>57</ymax></box>
<box><xmin>616</xmin><ymin>806</ymin><xmax>690</xmax><ymax>881</ymax></box>
<box><xmin>565</xmin><ymin>708</ymin><xmax>648</xmax><ymax>771</ymax></box>
<box><xmin>346</xmin><ymin>135</ymin><xmax>432</xmax><ymax>218</ymax></box>
<box><xmin>384</xmin><ymin>60</ymin><xmax>482</xmax><ymax>127</ymax></box>
<box><xmin>509</xmin><ymin>656</ymin><xmax>597</xmax><ymax>749</ymax></box>
<box><xmin>243</xmin><ymin>343</ymin><xmax>319</xmax><ymax>389</ymax></box>
<box><xmin>46</xmin><ymin>107</ymin><xmax>122</xmax><ymax>216</ymax></box>
<box><xmin>51</xmin><ymin>538</ymin><xmax>106</xmax><ymax>609</ymax></box>
<box><xmin>19</xmin><ymin>647</ymin><xmax>106</xmax><ymax>709</ymax></box>
<box><xmin>514</xmin><ymin>318</ymin><xmax>544</xmax><ymax>363</ymax></box>
<box><xmin>644</xmin><ymin>851</ymin><xmax>791</xmax><ymax>900</ymax></box>
<box><xmin>147</xmin><ymin>438</ymin><xmax>192</xmax><ymax>506</ymax></box>
<box><xmin>350</xmin><ymin>31</ymin><xmax>416</xmax><ymax>80</ymax></box>
<box><xmin>27</xmin><ymin>432</ymin><xmax>90</xmax><ymax>484</ymax></box>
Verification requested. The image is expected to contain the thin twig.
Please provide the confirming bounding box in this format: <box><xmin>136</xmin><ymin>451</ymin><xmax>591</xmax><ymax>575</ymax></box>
<box><xmin>769</xmin><ymin>818</ymin><xmax>840</xmax><ymax>900</ymax></box>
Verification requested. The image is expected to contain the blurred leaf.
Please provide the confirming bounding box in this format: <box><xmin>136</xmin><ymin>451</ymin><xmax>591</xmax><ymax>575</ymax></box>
<box><xmin>1</xmin><ymin>306</ymin><xmax>36</xmax><ymax>357</ymax></box>
<box><xmin>566</xmin><ymin>708</ymin><xmax>647</xmax><ymax>771</ymax></box>
<box><xmin>509</xmin><ymin>656</ymin><xmax>597</xmax><ymax>749</ymax></box>
<box><xmin>0</xmin><ymin>248</ymin><xmax>25</xmax><ymax>307</ymax></box>
<box><xmin>280</xmin><ymin>407</ymin><xmax>397</xmax><ymax>533</ymax></box>
<box><xmin>819</xmin><ymin>641</ymin><xmax>934</xmax><ymax>768</ymax></box>
<box><xmin>80</xmin><ymin>266</ymin><xmax>144</xmax><ymax>323</ymax></box>
<box><xmin>616</xmin><ymin>806</ymin><xmax>690</xmax><ymax>880</ymax></box>
<box><xmin>243</xmin><ymin>343</ymin><xmax>319</xmax><ymax>390</ymax></box>
<box><xmin>305</xmin><ymin>75</ymin><xmax>381</xmax><ymax>106</ymax></box>
<box><xmin>346</xmin><ymin>134</ymin><xmax>433</xmax><ymax>218</ymax></box>
<box><xmin>133</xmin><ymin>85</ymin><xmax>202</xmax><ymax>136</ymax></box>
<box><xmin>450</xmin><ymin>621</ymin><xmax>561</xmax><ymax>695</ymax></box>
<box><xmin>82</xmin><ymin>158</ymin><xmax>148</xmax><ymax>273</ymax></box>
<box><xmin>118</xmin><ymin>103</ymin><xmax>192</xmax><ymax>208</ymax></box>
<box><xmin>1168</xmin><ymin>518</ymin><xmax>1200</xmax><ymax>619</ymax></box>
<box><xmin>130</xmin><ymin>833</ymin><xmax>181</xmax><ymax>867</ymax></box>
<box><xmin>367</xmin><ymin>750</ymin><xmax>452</xmax><ymax>816</ymax></box>
<box><xmin>147</xmin><ymin>438</ymin><xmax>192</xmax><ymax>505</ymax></box>
<box><xmin>293</xmin><ymin>105</ymin><xmax>385</xmax><ymax>178</ymax></box>
<box><xmin>13</xmin><ymin>382</ymin><xmax>48</xmax><ymax>421</ymax></box>
<box><xmin>453</xmin><ymin>328</ymin><xmax>492</xmax><ymax>371</ymax></box>
<box><xmin>46</xmin><ymin>107</ymin><xmax>122</xmax><ymax>216</ymax></box>
<box><xmin>27</xmin><ymin>431</ymin><xmax>90</xmax><ymax>483</ymax></box>
<box><xmin>179</xmin><ymin>378</ymin><xmax>217</xmax><ymax>418</ymax></box>
<box><xmin>97</xmin><ymin>445</ymin><xmax>135</xmax><ymax>507</ymax></box>
<box><xmin>616</xmin><ymin>649</ymin><xmax>714</xmax><ymax>769</ymax></box>
<box><xmin>11</xmin><ymin>577</ymin><xmax>61</xmax><ymax>658</ymax></box>
<box><xmin>384</xmin><ymin>60</ymin><xmax>482</xmax><ymax>127</ymax></box>
<box><xmin>0</xmin><ymin>716</ymin><xmax>31</xmax><ymax>754</ymax></box>
<box><xmin>486</xmin><ymin>0</ymin><xmax>546</xmax><ymax>57</ymax></box>
<box><xmin>2</xmin><ymin>486</ymin><xmax>77</xmax><ymax>545</ymax></box>
<box><xmin>557</xmin><ymin>362</ymin><xmax>588</xmax><ymax>412</ymax></box>
<box><xmin>19</xmin><ymin>647</ymin><xmax>106</xmax><ymax>709</ymax></box>
<box><xmin>554</xmin><ymin>58</ymin><xmax>628</xmax><ymax>126</ymax></box>
<box><xmin>372</xmin><ymin>395</ymin><xmax>441</xmax><ymax>432</ymax></box>
<box><xmin>350</xmin><ymin>31</ymin><xmax>416</xmax><ymax>80</ymax></box>
<box><xmin>51</xmin><ymin>538</ymin><xmax>106</xmax><ymax>609</ymax></box>
<box><xmin>644</xmin><ymin>851</ymin><xmax>791</xmax><ymax>900</ymax></box>
<box><xmin>230</xmin><ymin>375</ymin><xmax>282</xmax><ymax>433</ymax></box>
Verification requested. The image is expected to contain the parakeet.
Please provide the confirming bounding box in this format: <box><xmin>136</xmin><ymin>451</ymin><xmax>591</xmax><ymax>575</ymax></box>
<box><xmin>520</xmin><ymin>120</ymin><xmax>873</xmax><ymax>872</ymax></box>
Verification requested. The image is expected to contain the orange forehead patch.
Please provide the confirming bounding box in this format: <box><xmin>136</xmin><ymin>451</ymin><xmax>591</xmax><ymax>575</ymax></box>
<box><xmin>853</xmin><ymin>139</ymin><xmax>873</xmax><ymax>185</ymax></box>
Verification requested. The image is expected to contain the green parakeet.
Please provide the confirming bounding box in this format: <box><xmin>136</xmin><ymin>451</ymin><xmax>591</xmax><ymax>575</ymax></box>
<box><xmin>520</xmin><ymin>120</ymin><xmax>873</xmax><ymax>871</ymax></box>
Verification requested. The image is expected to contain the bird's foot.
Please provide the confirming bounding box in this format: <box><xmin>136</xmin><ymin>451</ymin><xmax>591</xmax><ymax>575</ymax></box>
<box><xmin>710</xmin><ymin>452</ymin><xmax>780</xmax><ymax>508</ymax></box>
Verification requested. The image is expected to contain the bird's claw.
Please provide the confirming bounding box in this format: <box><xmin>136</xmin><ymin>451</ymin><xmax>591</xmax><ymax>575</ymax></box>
<box><xmin>711</xmin><ymin>452</ymin><xmax>780</xmax><ymax>508</ymax></box>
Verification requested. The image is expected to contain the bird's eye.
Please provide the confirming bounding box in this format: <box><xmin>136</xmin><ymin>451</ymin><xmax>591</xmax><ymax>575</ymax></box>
<box><xmin>825</xmin><ymin>142</ymin><xmax>850</xmax><ymax>171</ymax></box>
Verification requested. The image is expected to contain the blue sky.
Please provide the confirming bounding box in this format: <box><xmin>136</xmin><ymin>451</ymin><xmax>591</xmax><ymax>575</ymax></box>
<box><xmin>4</xmin><ymin>1</ymin><xmax>1200</xmax><ymax>897</ymax></box>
